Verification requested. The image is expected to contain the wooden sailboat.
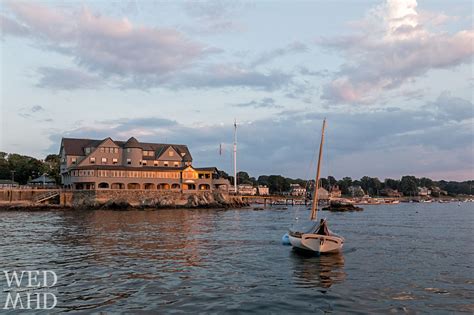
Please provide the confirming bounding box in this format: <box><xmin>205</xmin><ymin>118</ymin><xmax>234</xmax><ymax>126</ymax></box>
<box><xmin>288</xmin><ymin>119</ymin><xmax>344</xmax><ymax>253</ymax></box>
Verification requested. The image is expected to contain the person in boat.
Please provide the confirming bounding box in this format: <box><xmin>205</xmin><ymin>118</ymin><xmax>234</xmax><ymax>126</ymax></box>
<box><xmin>315</xmin><ymin>219</ymin><xmax>330</xmax><ymax>235</ymax></box>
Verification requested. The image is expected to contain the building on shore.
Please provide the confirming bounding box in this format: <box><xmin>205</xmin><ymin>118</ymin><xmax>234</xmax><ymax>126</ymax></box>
<box><xmin>417</xmin><ymin>187</ymin><xmax>431</xmax><ymax>196</ymax></box>
<box><xmin>0</xmin><ymin>180</ymin><xmax>19</xmax><ymax>189</ymax></box>
<box><xmin>60</xmin><ymin>137</ymin><xmax>230</xmax><ymax>192</ymax></box>
<box><xmin>329</xmin><ymin>185</ymin><xmax>342</xmax><ymax>198</ymax></box>
<box><xmin>238</xmin><ymin>184</ymin><xmax>257</xmax><ymax>195</ymax></box>
<box><xmin>28</xmin><ymin>174</ymin><xmax>56</xmax><ymax>188</ymax></box>
<box><xmin>290</xmin><ymin>184</ymin><xmax>306</xmax><ymax>196</ymax></box>
<box><xmin>257</xmin><ymin>185</ymin><xmax>269</xmax><ymax>195</ymax></box>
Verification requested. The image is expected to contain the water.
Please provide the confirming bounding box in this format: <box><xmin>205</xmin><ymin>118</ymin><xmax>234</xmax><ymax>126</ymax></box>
<box><xmin>0</xmin><ymin>203</ymin><xmax>473</xmax><ymax>313</ymax></box>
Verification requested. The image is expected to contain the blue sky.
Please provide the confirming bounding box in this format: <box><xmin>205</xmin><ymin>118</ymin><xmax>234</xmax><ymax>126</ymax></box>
<box><xmin>0</xmin><ymin>0</ymin><xmax>473</xmax><ymax>180</ymax></box>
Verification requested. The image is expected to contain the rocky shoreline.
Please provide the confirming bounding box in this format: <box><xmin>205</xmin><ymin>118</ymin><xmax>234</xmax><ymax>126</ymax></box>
<box><xmin>0</xmin><ymin>192</ymin><xmax>249</xmax><ymax>211</ymax></box>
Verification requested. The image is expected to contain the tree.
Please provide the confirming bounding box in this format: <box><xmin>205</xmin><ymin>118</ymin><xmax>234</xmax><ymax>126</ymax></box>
<box><xmin>44</xmin><ymin>154</ymin><xmax>61</xmax><ymax>184</ymax></box>
<box><xmin>267</xmin><ymin>175</ymin><xmax>290</xmax><ymax>194</ymax></box>
<box><xmin>384</xmin><ymin>178</ymin><xmax>399</xmax><ymax>190</ymax></box>
<box><xmin>419</xmin><ymin>177</ymin><xmax>434</xmax><ymax>188</ymax></box>
<box><xmin>6</xmin><ymin>153</ymin><xmax>47</xmax><ymax>185</ymax></box>
<box><xmin>257</xmin><ymin>175</ymin><xmax>269</xmax><ymax>186</ymax></box>
<box><xmin>337</xmin><ymin>177</ymin><xmax>352</xmax><ymax>195</ymax></box>
<box><xmin>400</xmin><ymin>175</ymin><xmax>418</xmax><ymax>196</ymax></box>
<box><xmin>237</xmin><ymin>171</ymin><xmax>253</xmax><ymax>185</ymax></box>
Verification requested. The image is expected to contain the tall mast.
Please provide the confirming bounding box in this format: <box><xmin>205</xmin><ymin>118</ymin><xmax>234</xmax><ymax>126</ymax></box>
<box><xmin>233</xmin><ymin>119</ymin><xmax>238</xmax><ymax>194</ymax></box>
<box><xmin>310</xmin><ymin>119</ymin><xmax>326</xmax><ymax>221</ymax></box>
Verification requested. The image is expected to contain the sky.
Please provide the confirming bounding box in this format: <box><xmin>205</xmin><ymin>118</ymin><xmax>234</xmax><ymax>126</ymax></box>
<box><xmin>0</xmin><ymin>0</ymin><xmax>473</xmax><ymax>181</ymax></box>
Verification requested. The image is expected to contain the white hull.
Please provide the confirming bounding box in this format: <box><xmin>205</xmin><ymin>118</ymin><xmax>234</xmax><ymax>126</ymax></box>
<box><xmin>289</xmin><ymin>233</ymin><xmax>343</xmax><ymax>253</ymax></box>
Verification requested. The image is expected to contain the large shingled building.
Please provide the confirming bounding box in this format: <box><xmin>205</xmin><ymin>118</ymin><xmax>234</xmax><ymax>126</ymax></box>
<box><xmin>59</xmin><ymin>137</ymin><xmax>229</xmax><ymax>192</ymax></box>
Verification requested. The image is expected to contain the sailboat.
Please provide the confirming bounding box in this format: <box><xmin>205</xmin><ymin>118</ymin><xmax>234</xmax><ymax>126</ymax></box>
<box><xmin>287</xmin><ymin>119</ymin><xmax>344</xmax><ymax>253</ymax></box>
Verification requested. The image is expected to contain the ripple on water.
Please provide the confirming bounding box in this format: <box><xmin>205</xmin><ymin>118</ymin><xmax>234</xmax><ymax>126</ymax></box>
<box><xmin>0</xmin><ymin>204</ymin><xmax>473</xmax><ymax>313</ymax></box>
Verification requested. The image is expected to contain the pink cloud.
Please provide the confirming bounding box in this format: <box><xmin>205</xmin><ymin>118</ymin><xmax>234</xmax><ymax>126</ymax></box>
<box><xmin>1</xmin><ymin>2</ymin><xmax>211</xmax><ymax>80</ymax></box>
<box><xmin>319</xmin><ymin>0</ymin><xmax>474</xmax><ymax>104</ymax></box>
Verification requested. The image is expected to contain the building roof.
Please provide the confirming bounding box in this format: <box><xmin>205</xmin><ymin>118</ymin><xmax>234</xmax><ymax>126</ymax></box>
<box><xmin>61</xmin><ymin>137</ymin><xmax>193</xmax><ymax>161</ymax></box>
<box><xmin>28</xmin><ymin>175</ymin><xmax>56</xmax><ymax>184</ymax></box>
<box><xmin>69</xmin><ymin>165</ymin><xmax>216</xmax><ymax>172</ymax></box>
<box><xmin>0</xmin><ymin>179</ymin><xmax>18</xmax><ymax>185</ymax></box>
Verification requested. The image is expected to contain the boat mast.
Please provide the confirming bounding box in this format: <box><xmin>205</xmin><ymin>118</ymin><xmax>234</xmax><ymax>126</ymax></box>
<box><xmin>310</xmin><ymin>119</ymin><xmax>326</xmax><ymax>221</ymax></box>
<box><xmin>233</xmin><ymin>119</ymin><xmax>238</xmax><ymax>194</ymax></box>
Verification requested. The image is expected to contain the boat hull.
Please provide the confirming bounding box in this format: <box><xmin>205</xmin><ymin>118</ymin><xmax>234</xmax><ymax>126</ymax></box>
<box><xmin>289</xmin><ymin>233</ymin><xmax>343</xmax><ymax>253</ymax></box>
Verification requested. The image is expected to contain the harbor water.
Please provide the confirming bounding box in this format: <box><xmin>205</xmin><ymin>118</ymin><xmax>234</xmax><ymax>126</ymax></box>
<box><xmin>0</xmin><ymin>203</ymin><xmax>473</xmax><ymax>313</ymax></box>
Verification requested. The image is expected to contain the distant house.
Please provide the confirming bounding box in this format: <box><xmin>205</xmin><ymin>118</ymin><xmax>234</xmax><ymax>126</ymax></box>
<box><xmin>257</xmin><ymin>185</ymin><xmax>269</xmax><ymax>195</ymax></box>
<box><xmin>0</xmin><ymin>180</ymin><xmax>19</xmax><ymax>189</ymax></box>
<box><xmin>28</xmin><ymin>175</ymin><xmax>56</xmax><ymax>188</ymax></box>
<box><xmin>418</xmin><ymin>187</ymin><xmax>431</xmax><ymax>196</ymax></box>
<box><xmin>348</xmin><ymin>185</ymin><xmax>365</xmax><ymax>197</ymax></box>
<box><xmin>238</xmin><ymin>184</ymin><xmax>257</xmax><ymax>195</ymax></box>
<box><xmin>430</xmin><ymin>186</ymin><xmax>447</xmax><ymax>197</ymax></box>
<box><xmin>290</xmin><ymin>184</ymin><xmax>306</xmax><ymax>196</ymax></box>
<box><xmin>380</xmin><ymin>188</ymin><xmax>402</xmax><ymax>197</ymax></box>
<box><xmin>329</xmin><ymin>185</ymin><xmax>342</xmax><ymax>198</ymax></box>
<box><xmin>317</xmin><ymin>187</ymin><xmax>330</xmax><ymax>200</ymax></box>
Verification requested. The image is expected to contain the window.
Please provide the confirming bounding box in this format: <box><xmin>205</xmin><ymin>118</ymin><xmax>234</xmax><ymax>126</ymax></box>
<box><xmin>71</xmin><ymin>157</ymin><xmax>77</xmax><ymax>164</ymax></box>
<box><xmin>85</xmin><ymin>147</ymin><xmax>91</xmax><ymax>154</ymax></box>
<box><xmin>181</xmin><ymin>153</ymin><xmax>186</xmax><ymax>157</ymax></box>
<box><xmin>127</xmin><ymin>148</ymin><xmax>131</xmax><ymax>153</ymax></box>
<box><xmin>112</xmin><ymin>158</ymin><xmax>118</xmax><ymax>164</ymax></box>
<box><xmin>169</xmin><ymin>150</ymin><xmax>174</xmax><ymax>157</ymax></box>
<box><xmin>143</xmin><ymin>151</ymin><xmax>148</xmax><ymax>157</ymax></box>
<box><xmin>174</xmin><ymin>162</ymin><xmax>179</xmax><ymax>167</ymax></box>
<box><xmin>100</xmin><ymin>147</ymin><xmax>104</xmax><ymax>153</ymax></box>
<box><xmin>142</xmin><ymin>161</ymin><xmax>147</xmax><ymax>166</ymax></box>
<box><xmin>127</xmin><ymin>159</ymin><xmax>131</xmax><ymax>165</ymax></box>
<box><xmin>102</xmin><ymin>157</ymin><xmax>107</xmax><ymax>164</ymax></box>
<box><xmin>164</xmin><ymin>161</ymin><xmax>169</xmax><ymax>167</ymax></box>
<box><xmin>114</xmin><ymin>148</ymin><xmax>118</xmax><ymax>153</ymax></box>
<box><xmin>154</xmin><ymin>160</ymin><xmax>158</xmax><ymax>166</ymax></box>
<box><xmin>90</xmin><ymin>157</ymin><xmax>95</xmax><ymax>164</ymax></box>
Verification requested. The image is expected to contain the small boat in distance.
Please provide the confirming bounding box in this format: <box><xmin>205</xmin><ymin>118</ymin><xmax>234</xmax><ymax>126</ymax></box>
<box><xmin>288</xmin><ymin>119</ymin><xmax>344</xmax><ymax>254</ymax></box>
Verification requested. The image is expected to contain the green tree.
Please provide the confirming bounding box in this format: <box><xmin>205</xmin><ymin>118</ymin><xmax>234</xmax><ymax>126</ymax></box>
<box><xmin>337</xmin><ymin>177</ymin><xmax>353</xmax><ymax>195</ymax></box>
<box><xmin>400</xmin><ymin>175</ymin><xmax>418</xmax><ymax>196</ymax></box>
<box><xmin>44</xmin><ymin>154</ymin><xmax>61</xmax><ymax>184</ymax></box>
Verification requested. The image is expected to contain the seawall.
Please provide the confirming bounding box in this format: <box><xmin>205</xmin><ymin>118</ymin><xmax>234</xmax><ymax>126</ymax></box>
<box><xmin>0</xmin><ymin>189</ymin><xmax>248</xmax><ymax>210</ymax></box>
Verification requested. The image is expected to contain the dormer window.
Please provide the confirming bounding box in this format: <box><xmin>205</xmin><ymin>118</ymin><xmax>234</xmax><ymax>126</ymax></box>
<box><xmin>85</xmin><ymin>147</ymin><xmax>91</xmax><ymax>154</ymax></box>
<box><xmin>101</xmin><ymin>157</ymin><xmax>107</xmax><ymax>164</ymax></box>
<box><xmin>164</xmin><ymin>161</ymin><xmax>169</xmax><ymax>167</ymax></box>
<box><xmin>169</xmin><ymin>151</ymin><xmax>174</xmax><ymax>157</ymax></box>
<box><xmin>181</xmin><ymin>153</ymin><xmax>186</xmax><ymax>157</ymax></box>
<box><xmin>100</xmin><ymin>147</ymin><xmax>104</xmax><ymax>153</ymax></box>
<box><xmin>112</xmin><ymin>158</ymin><xmax>118</xmax><ymax>164</ymax></box>
<box><xmin>154</xmin><ymin>160</ymin><xmax>158</xmax><ymax>166</ymax></box>
<box><xmin>142</xmin><ymin>161</ymin><xmax>147</xmax><ymax>166</ymax></box>
<box><xmin>127</xmin><ymin>158</ymin><xmax>131</xmax><ymax>165</ymax></box>
<box><xmin>71</xmin><ymin>157</ymin><xmax>77</xmax><ymax>164</ymax></box>
<box><xmin>174</xmin><ymin>162</ymin><xmax>179</xmax><ymax>167</ymax></box>
<box><xmin>90</xmin><ymin>157</ymin><xmax>95</xmax><ymax>164</ymax></box>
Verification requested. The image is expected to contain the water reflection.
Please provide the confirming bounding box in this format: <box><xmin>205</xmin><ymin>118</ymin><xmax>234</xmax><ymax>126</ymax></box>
<box><xmin>290</xmin><ymin>250</ymin><xmax>346</xmax><ymax>288</ymax></box>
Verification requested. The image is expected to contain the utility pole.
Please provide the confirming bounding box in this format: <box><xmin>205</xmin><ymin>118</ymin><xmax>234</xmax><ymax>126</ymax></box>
<box><xmin>233</xmin><ymin>119</ymin><xmax>238</xmax><ymax>194</ymax></box>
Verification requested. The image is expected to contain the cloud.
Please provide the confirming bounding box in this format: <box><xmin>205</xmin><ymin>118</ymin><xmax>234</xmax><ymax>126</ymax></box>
<box><xmin>318</xmin><ymin>0</ymin><xmax>474</xmax><ymax>104</ymax></box>
<box><xmin>233</xmin><ymin>97</ymin><xmax>283</xmax><ymax>109</ymax></box>
<box><xmin>47</xmin><ymin>93</ymin><xmax>473</xmax><ymax>180</ymax></box>
<box><xmin>18</xmin><ymin>105</ymin><xmax>45</xmax><ymax>118</ymax></box>
<box><xmin>250</xmin><ymin>41</ymin><xmax>308</xmax><ymax>67</ymax></box>
<box><xmin>1</xmin><ymin>2</ymin><xmax>212</xmax><ymax>88</ymax></box>
<box><xmin>36</xmin><ymin>67</ymin><xmax>103</xmax><ymax>90</ymax></box>
<box><xmin>183</xmin><ymin>0</ymin><xmax>248</xmax><ymax>33</ymax></box>
<box><xmin>175</xmin><ymin>64</ymin><xmax>292</xmax><ymax>90</ymax></box>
